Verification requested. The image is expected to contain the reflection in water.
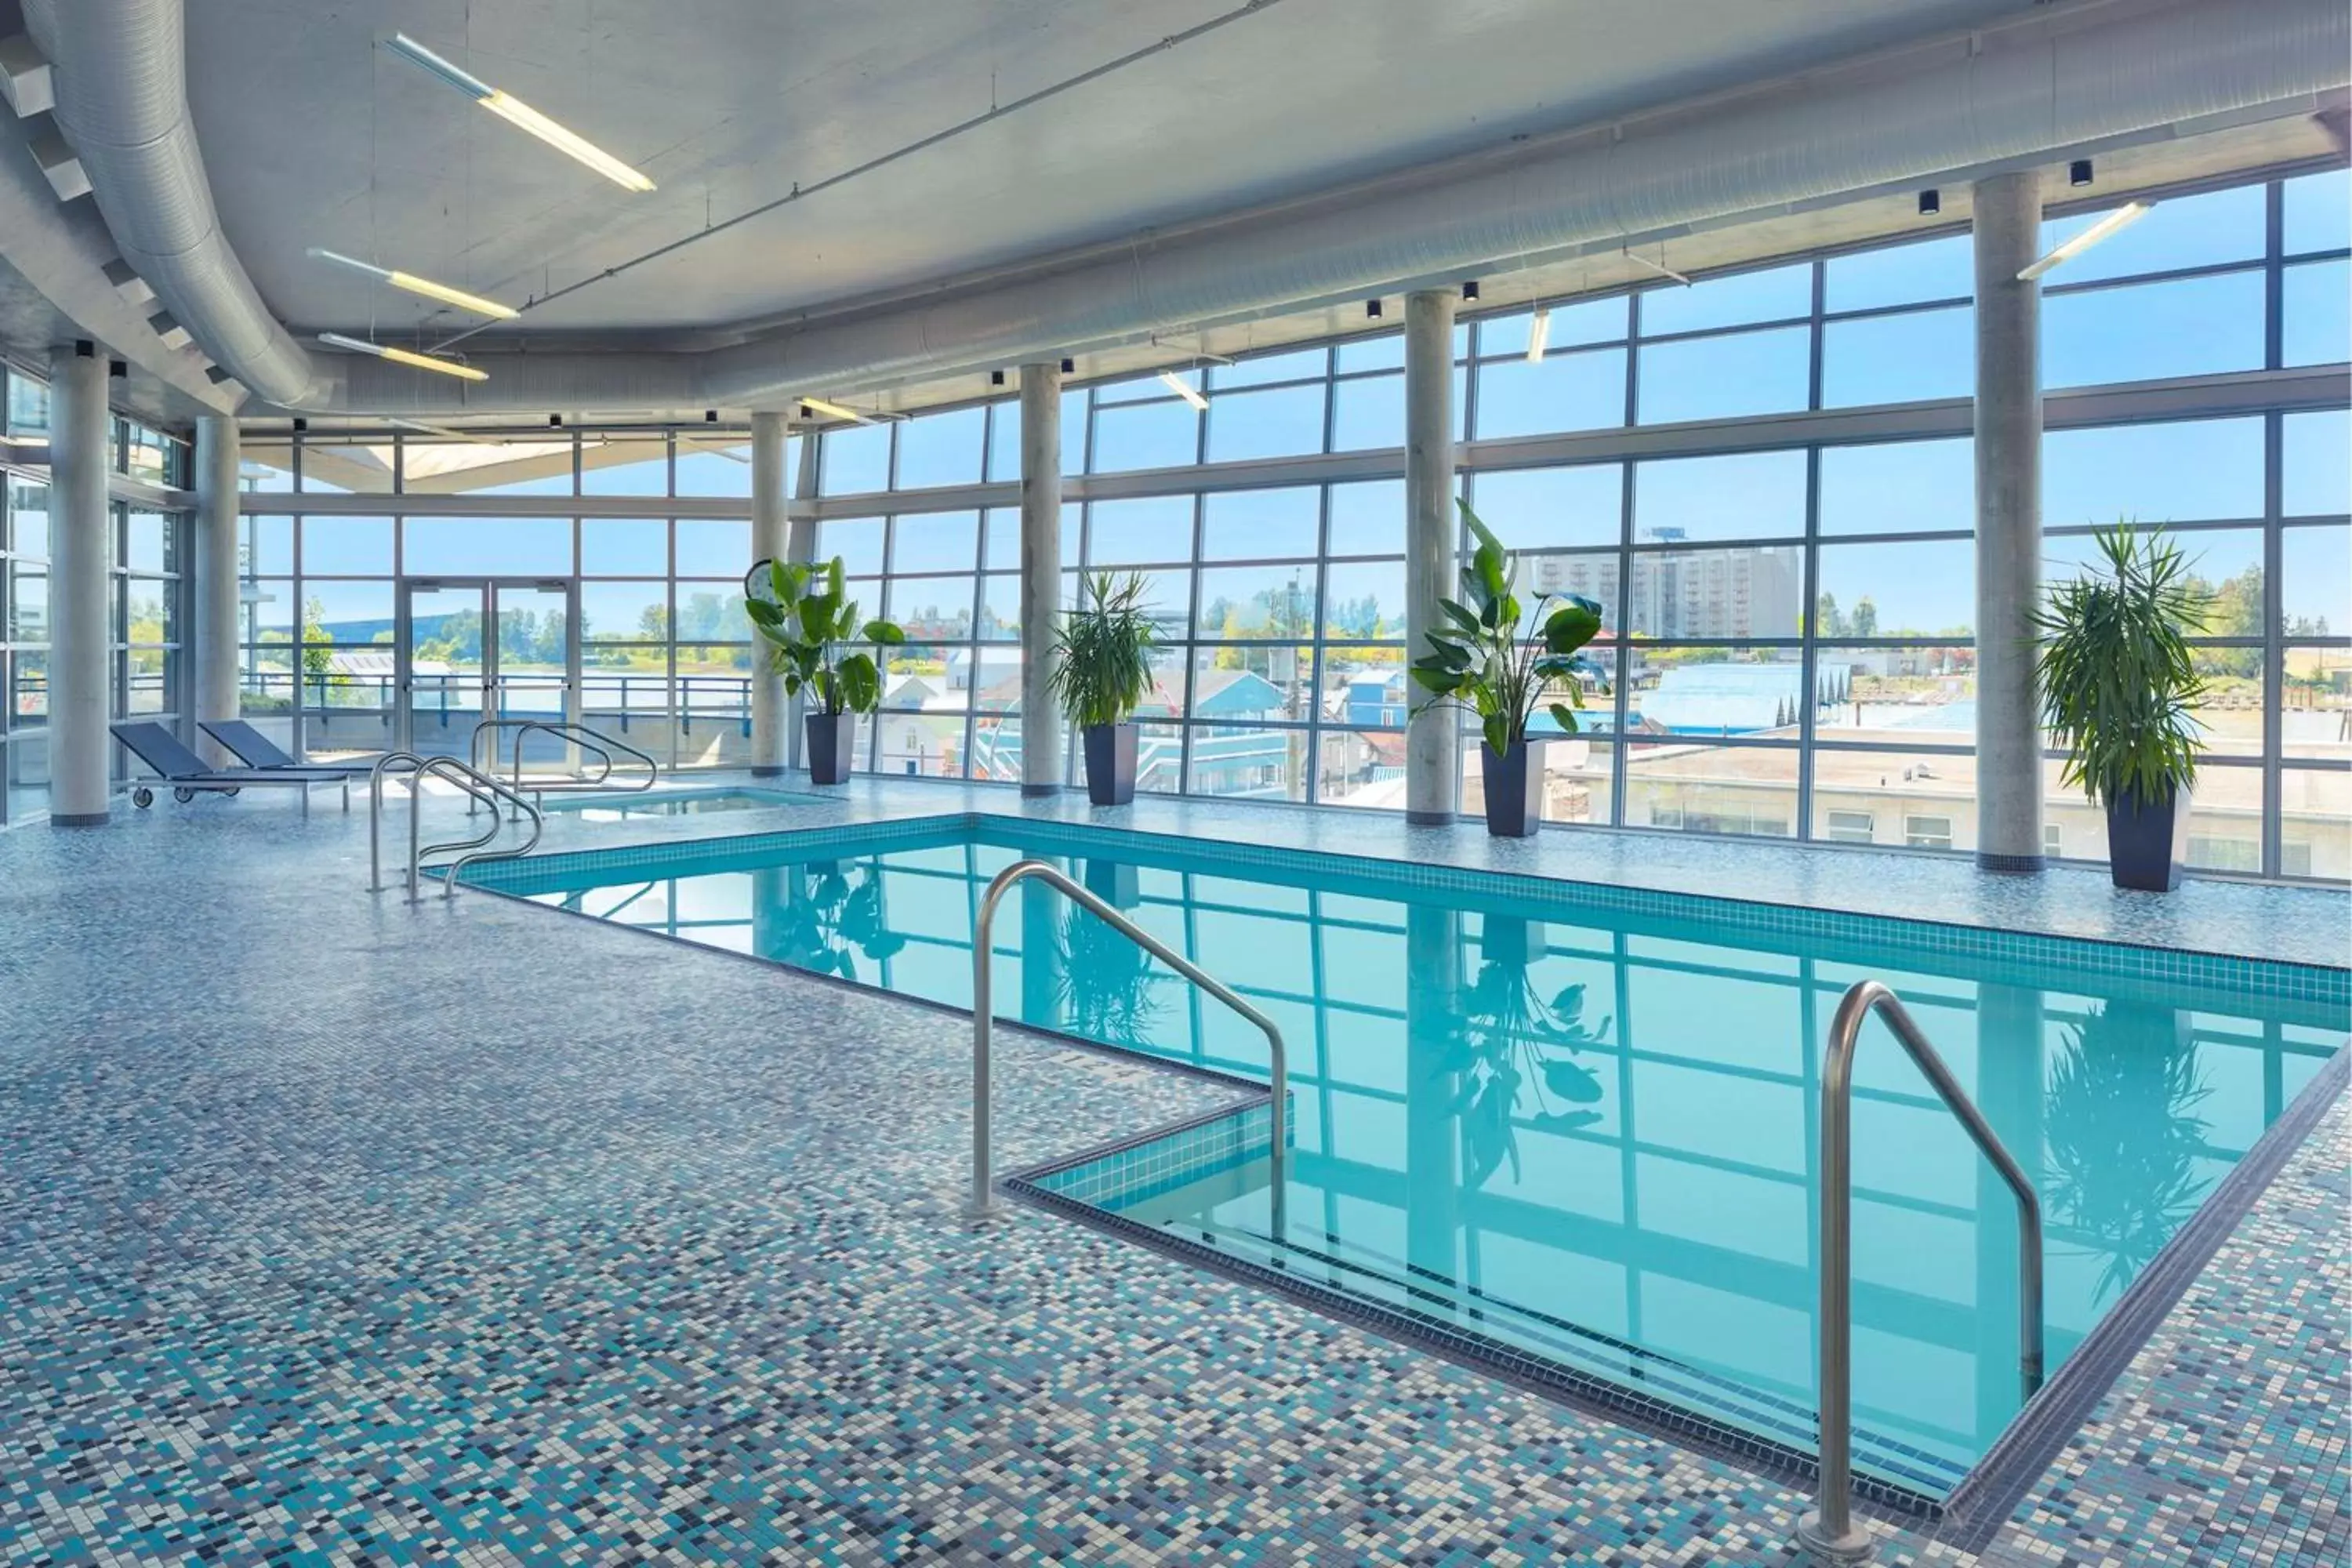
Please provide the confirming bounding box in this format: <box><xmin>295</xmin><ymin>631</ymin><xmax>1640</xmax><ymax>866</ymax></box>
<box><xmin>1051</xmin><ymin>901</ymin><xmax>1171</xmax><ymax>1050</ymax></box>
<box><xmin>1447</xmin><ymin>917</ymin><xmax>1613</xmax><ymax>1192</ymax></box>
<box><xmin>753</xmin><ymin>860</ymin><xmax>908</xmax><ymax>981</ymax></box>
<box><xmin>2046</xmin><ymin>1000</ymin><xmax>2211</xmax><ymax>1303</ymax></box>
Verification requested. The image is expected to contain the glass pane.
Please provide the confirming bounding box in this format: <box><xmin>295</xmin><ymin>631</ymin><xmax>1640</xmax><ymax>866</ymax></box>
<box><xmin>895</xmin><ymin>406</ymin><xmax>985</xmax><ymax>488</ymax></box>
<box><xmin>818</xmin><ymin>516</ymin><xmax>885</xmax><ymax>575</ymax></box>
<box><xmin>1636</xmin><ymin>327</ymin><xmax>1809</xmax><ymax>423</ymax></box>
<box><xmin>8</xmin><ymin>563</ymin><xmax>46</xmax><ymax>641</ymax></box>
<box><xmin>1522</xmin><ymin>550</ymin><xmax>1624</xmax><ymax>640</ymax></box>
<box><xmin>1328</xmin><ymin>480</ymin><xmax>1406</xmax><ymax>557</ymax></box>
<box><xmin>301</xmin><ymin>580</ymin><xmax>394</xmax><ymax>645</ymax></box>
<box><xmin>1186</xmin><ymin>721</ymin><xmax>1308</xmax><ymax>800</ymax></box>
<box><xmin>1825</xmin><ymin>234</ymin><xmax>1973</xmax><ymax>313</ymax></box>
<box><xmin>2282</xmin><ymin>259</ymin><xmax>2350</xmax><ymax>368</ymax></box>
<box><xmin>1189</xmin><ymin>644</ymin><xmax>1314</xmax><ymax>721</ymax></box>
<box><xmin>673</xmin><ymin>583</ymin><xmax>751</xmax><ymax>645</ymax></box>
<box><xmin>244</xmin><ymin>578</ymin><xmax>294</xmax><ymax>641</ymax></box>
<box><xmin>1639</xmin><ymin>262</ymin><xmax>1810</xmax><ymax>336</ymax></box>
<box><xmin>2278</xmin><ymin>763</ymin><xmax>2350</xmax><ymax>879</ymax></box>
<box><xmin>1202</xmin><ymin>488</ymin><xmax>1318</xmax><ymax>561</ymax></box>
<box><xmin>2283</xmin><ymin>168</ymin><xmax>2350</xmax><ymax>257</ymax></box>
<box><xmin>1820</xmin><ymin>307</ymin><xmax>1973</xmax><ymax>407</ymax></box>
<box><xmin>579</xmin><ymin>435</ymin><xmax>670</xmax><ymax>495</ymax></box>
<box><xmin>677</xmin><ymin>519</ymin><xmax>751</xmax><ymax>577</ymax></box>
<box><xmin>7</xmin><ymin>477</ymin><xmax>50</xmax><ymax>559</ymax></box>
<box><xmin>1819</xmin><ymin>438</ymin><xmax>1974</xmax><ymax>535</ymax></box>
<box><xmin>2283</xmin><ymin>659</ymin><xmax>2352</xmax><ymax>765</ymax></box>
<box><xmin>2044</xmin><ymin>272</ymin><xmax>2265</xmax><ymax>388</ymax></box>
<box><xmin>2282</xmin><ymin>524</ymin><xmax>2349</xmax><ymax>634</ymax></box>
<box><xmin>238</xmin><ymin>439</ymin><xmax>294</xmax><ymax>493</ymax></box>
<box><xmin>296</xmin><ymin>439</ymin><xmax>389</xmax><ymax>493</ymax></box>
<box><xmin>583</xmin><ymin>518</ymin><xmax>669</xmax><ymax>575</ymax></box>
<box><xmin>892</xmin><ymin>510</ymin><xmax>980</xmax><ymax>575</ymax></box>
<box><xmin>403</xmin><ymin>437</ymin><xmax>576</xmax><ymax>495</ymax></box>
<box><xmin>1623</xmin><ymin>739</ymin><xmax>1799</xmax><ymax>838</ymax></box>
<box><xmin>580</xmin><ymin>663</ymin><xmax>671</xmax><ymax>750</ymax></box>
<box><xmin>821</xmin><ymin>423</ymin><xmax>891</xmax><ymax>495</ymax></box>
<box><xmin>1537</xmin><ymin>733</ymin><xmax>1614</xmax><ymax>825</ymax></box>
<box><xmin>1204</xmin><ymin>383</ymin><xmax>1327</xmax><ymax>463</ymax></box>
<box><xmin>1621</xmin><ymin>548</ymin><xmax>1804</xmax><ymax>639</ymax></box>
<box><xmin>1813</xmin><ymin>646</ymin><xmax>1975</xmax><ymax>742</ymax></box>
<box><xmin>1335</xmin><ymin>332</ymin><xmax>1406</xmax><ymax>373</ymax></box>
<box><xmin>2187</xmin><ymin>650</ymin><xmax>2265</xmax><ymax>757</ymax></box>
<box><xmin>1809</xmin><ymin>750</ymin><xmax>1973</xmax><ymax>848</ymax></box>
<box><xmin>977</xmin><ymin>575</ymin><xmax>1020</xmax><ymax>641</ymax></box>
<box><xmin>1479</xmin><ymin>296</ymin><xmax>1628</xmax><ymax>356</ymax></box>
<box><xmin>673</xmin><ymin>434</ymin><xmax>768</xmax><ymax>497</ymax></box>
<box><xmin>1091</xmin><ymin>397</ymin><xmax>1199</xmax><ymax>472</ymax></box>
<box><xmin>301</xmin><ymin>515</ymin><xmax>393</xmax><ymax>575</ymax></box>
<box><xmin>1321</xmin><ymin>560</ymin><xmax>1406</xmax><ymax>640</ymax></box>
<box><xmin>1087</xmin><ymin>496</ymin><xmax>1194</xmax><ymax>566</ymax></box>
<box><xmin>11</xmin><ymin>649</ymin><xmax>45</xmax><ymax>719</ymax></box>
<box><xmin>678</xmin><ymin>658</ymin><xmax>756</xmax><ymax>770</ymax></box>
<box><xmin>1470</xmin><ymin>464</ymin><xmax>1621</xmax><ymax>550</ymax></box>
<box><xmin>1330</xmin><ymin>372</ymin><xmax>1404</xmax><ymax>452</ymax></box>
<box><xmin>2040</xmin><ymin>184</ymin><xmax>2267</xmax><ymax>284</ymax></box>
<box><xmin>579</xmin><ymin>581</ymin><xmax>669</xmax><ymax>644</ymax></box>
<box><xmin>403</xmin><ymin>517</ymin><xmax>571</xmax><ymax>575</ymax></box>
<box><xmin>2045</xmin><ymin>419</ymin><xmax>2263</xmax><ymax>526</ymax></box>
<box><xmin>1209</xmin><ymin>347</ymin><xmax>1327</xmax><ymax>390</ymax></box>
<box><xmin>1316</xmin><ymin>724</ymin><xmax>1407</xmax><ymax>809</ymax></box>
<box><xmin>8</xmin><ymin>373</ymin><xmax>49</xmax><ymax>438</ymax></box>
<box><xmin>1817</xmin><ymin>539</ymin><xmax>1976</xmax><ymax>638</ymax></box>
<box><xmin>1473</xmin><ymin>347</ymin><xmax>1627</xmax><ymax>439</ymax></box>
<box><xmin>1197</xmin><ymin>566</ymin><xmax>1316</xmax><ymax>640</ymax></box>
<box><xmin>1635</xmin><ymin>450</ymin><xmax>1808</xmax><ymax>544</ymax></box>
<box><xmin>405</xmin><ymin>585</ymin><xmax>482</xmax><ymax>753</ymax></box>
<box><xmin>125</xmin><ymin>511</ymin><xmax>170</xmax><ymax>575</ymax></box>
<box><xmin>2284</xmin><ymin>410</ymin><xmax>2350</xmax><ymax>517</ymax></box>
<box><xmin>2045</xmin><ymin>763</ymin><xmax>2270</xmax><ymax>872</ymax></box>
<box><xmin>243</xmin><ymin>514</ymin><xmax>292</xmax><ymax>575</ymax></box>
<box><xmin>885</xmin><ymin>575</ymin><xmax>977</xmax><ymax>640</ymax></box>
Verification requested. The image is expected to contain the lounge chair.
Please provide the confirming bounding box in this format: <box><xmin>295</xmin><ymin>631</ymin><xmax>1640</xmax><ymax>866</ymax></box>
<box><xmin>199</xmin><ymin>717</ymin><xmax>377</xmax><ymax>779</ymax></box>
<box><xmin>110</xmin><ymin>721</ymin><xmax>350</xmax><ymax>814</ymax></box>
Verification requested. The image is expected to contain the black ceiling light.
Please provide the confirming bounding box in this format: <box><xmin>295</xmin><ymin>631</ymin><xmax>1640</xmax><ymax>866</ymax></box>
<box><xmin>108</xmin><ymin>358</ymin><xmax>126</xmax><ymax>379</ymax></box>
<box><xmin>549</xmin><ymin>413</ymin><xmax>563</xmax><ymax>427</ymax></box>
<box><xmin>2070</xmin><ymin>158</ymin><xmax>2093</xmax><ymax>188</ymax></box>
<box><xmin>989</xmin><ymin>369</ymin><xmax>1006</xmax><ymax>387</ymax></box>
<box><xmin>1060</xmin><ymin>357</ymin><xmax>1075</xmax><ymax>375</ymax></box>
<box><xmin>1365</xmin><ymin>299</ymin><xmax>1384</xmax><ymax>318</ymax></box>
<box><xmin>1461</xmin><ymin>280</ymin><xmax>1479</xmax><ymax>302</ymax></box>
<box><xmin>799</xmin><ymin>403</ymin><xmax>815</xmax><ymax>420</ymax></box>
<box><xmin>1918</xmin><ymin>188</ymin><xmax>1940</xmax><ymax>216</ymax></box>
<box><xmin>292</xmin><ymin>416</ymin><xmax>308</xmax><ymax>432</ymax></box>
<box><xmin>704</xmin><ymin>408</ymin><xmax>719</xmax><ymax>423</ymax></box>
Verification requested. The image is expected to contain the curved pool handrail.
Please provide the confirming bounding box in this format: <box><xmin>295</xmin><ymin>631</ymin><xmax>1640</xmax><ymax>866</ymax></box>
<box><xmin>1797</xmin><ymin>979</ymin><xmax>2044</xmax><ymax>1566</ymax></box>
<box><xmin>967</xmin><ymin>858</ymin><xmax>1289</xmax><ymax>1247</ymax></box>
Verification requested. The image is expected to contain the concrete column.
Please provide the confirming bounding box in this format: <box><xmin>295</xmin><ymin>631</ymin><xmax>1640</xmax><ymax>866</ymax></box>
<box><xmin>749</xmin><ymin>412</ymin><xmax>789</xmax><ymax>775</ymax></box>
<box><xmin>783</xmin><ymin>430</ymin><xmax>819</xmax><ymax>771</ymax></box>
<box><xmin>1404</xmin><ymin>289</ymin><xmax>1459</xmax><ymax>825</ymax></box>
<box><xmin>1973</xmin><ymin>172</ymin><xmax>2045</xmax><ymax>872</ymax></box>
<box><xmin>192</xmin><ymin>416</ymin><xmax>241</xmax><ymax>767</ymax></box>
<box><xmin>1018</xmin><ymin>361</ymin><xmax>1064</xmax><ymax>796</ymax></box>
<box><xmin>47</xmin><ymin>344</ymin><xmax>109</xmax><ymax>826</ymax></box>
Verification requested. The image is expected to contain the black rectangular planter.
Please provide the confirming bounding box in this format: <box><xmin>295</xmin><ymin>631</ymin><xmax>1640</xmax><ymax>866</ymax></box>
<box><xmin>1083</xmin><ymin>722</ymin><xmax>1138</xmax><ymax>806</ymax></box>
<box><xmin>804</xmin><ymin>711</ymin><xmax>857</xmax><ymax>786</ymax></box>
<box><xmin>1479</xmin><ymin>741</ymin><xmax>1544</xmax><ymax>837</ymax></box>
<box><xmin>2106</xmin><ymin>785</ymin><xmax>2190</xmax><ymax>891</ymax></box>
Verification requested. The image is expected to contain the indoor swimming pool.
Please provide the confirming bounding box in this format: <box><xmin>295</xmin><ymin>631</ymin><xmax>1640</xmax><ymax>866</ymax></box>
<box><xmin>460</xmin><ymin>818</ymin><xmax>2349</xmax><ymax>1503</ymax></box>
<box><xmin>535</xmin><ymin>786</ymin><xmax>811</xmax><ymax>821</ymax></box>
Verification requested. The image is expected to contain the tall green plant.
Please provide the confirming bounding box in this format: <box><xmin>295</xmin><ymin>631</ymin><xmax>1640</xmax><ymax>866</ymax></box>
<box><xmin>1048</xmin><ymin>570</ymin><xmax>1157</xmax><ymax>728</ymax></box>
<box><xmin>746</xmin><ymin>556</ymin><xmax>905</xmax><ymax>717</ymax></box>
<box><xmin>2030</xmin><ymin>524</ymin><xmax>2210</xmax><ymax>807</ymax></box>
<box><xmin>1411</xmin><ymin>499</ymin><xmax>1606</xmax><ymax>755</ymax></box>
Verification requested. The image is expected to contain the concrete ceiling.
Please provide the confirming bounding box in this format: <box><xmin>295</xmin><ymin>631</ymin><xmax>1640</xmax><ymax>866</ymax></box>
<box><xmin>188</xmin><ymin>0</ymin><xmax>2042</xmax><ymax>344</ymax></box>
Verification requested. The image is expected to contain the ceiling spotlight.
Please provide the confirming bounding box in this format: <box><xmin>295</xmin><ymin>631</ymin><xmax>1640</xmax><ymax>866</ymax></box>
<box><xmin>1365</xmin><ymin>299</ymin><xmax>1383</xmax><ymax>319</ymax></box>
<box><xmin>318</xmin><ymin>330</ymin><xmax>489</xmax><ymax>383</ymax></box>
<box><xmin>292</xmin><ymin>417</ymin><xmax>310</xmax><ymax>433</ymax></box>
<box><xmin>1461</xmin><ymin>281</ymin><xmax>1480</xmax><ymax>302</ymax></box>
<box><xmin>307</xmin><ymin>247</ymin><xmax>517</xmax><ymax>320</ymax></box>
<box><xmin>2069</xmin><ymin>158</ymin><xmax>2094</xmax><ymax>188</ymax></box>
<box><xmin>549</xmin><ymin>414</ymin><xmax>564</xmax><ymax>427</ymax></box>
<box><xmin>2019</xmin><ymin>201</ymin><xmax>2152</xmax><ymax>281</ymax></box>
<box><xmin>704</xmin><ymin>408</ymin><xmax>719</xmax><ymax>423</ymax></box>
<box><xmin>386</xmin><ymin>33</ymin><xmax>655</xmax><ymax>193</ymax></box>
<box><xmin>1060</xmin><ymin>357</ymin><xmax>1075</xmax><ymax>375</ymax></box>
<box><xmin>989</xmin><ymin>369</ymin><xmax>1006</xmax><ymax>387</ymax></box>
<box><xmin>1157</xmin><ymin>369</ymin><xmax>1209</xmax><ymax>412</ymax></box>
<box><xmin>1526</xmin><ymin>307</ymin><xmax>1552</xmax><ymax>362</ymax></box>
<box><xmin>1918</xmin><ymin>189</ymin><xmax>1940</xmax><ymax>216</ymax></box>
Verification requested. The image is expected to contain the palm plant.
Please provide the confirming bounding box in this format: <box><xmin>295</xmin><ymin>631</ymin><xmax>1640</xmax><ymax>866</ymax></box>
<box><xmin>1049</xmin><ymin>571</ymin><xmax>1159</xmax><ymax>804</ymax></box>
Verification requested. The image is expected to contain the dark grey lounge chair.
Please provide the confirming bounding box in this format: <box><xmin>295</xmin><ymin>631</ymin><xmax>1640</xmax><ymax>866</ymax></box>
<box><xmin>110</xmin><ymin>721</ymin><xmax>350</xmax><ymax>814</ymax></box>
<box><xmin>200</xmin><ymin>717</ymin><xmax>377</xmax><ymax>779</ymax></box>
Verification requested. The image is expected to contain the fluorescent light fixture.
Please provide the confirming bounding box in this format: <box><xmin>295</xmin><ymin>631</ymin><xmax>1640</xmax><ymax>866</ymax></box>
<box><xmin>308</xmin><ymin>247</ymin><xmax>517</xmax><ymax>320</ymax></box>
<box><xmin>1526</xmin><ymin>307</ymin><xmax>1552</xmax><ymax>362</ymax></box>
<box><xmin>1158</xmin><ymin>370</ymin><xmax>1208</xmax><ymax>411</ymax></box>
<box><xmin>387</xmin><ymin>33</ymin><xmax>655</xmax><ymax>193</ymax></box>
<box><xmin>317</xmin><ymin>331</ymin><xmax>488</xmax><ymax>383</ymax></box>
<box><xmin>2018</xmin><ymin>201</ymin><xmax>2151</xmax><ymax>281</ymax></box>
<box><xmin>797</xmin><ymin>396</ymin><xmax>877</xmax><ymax>426</ymax></box>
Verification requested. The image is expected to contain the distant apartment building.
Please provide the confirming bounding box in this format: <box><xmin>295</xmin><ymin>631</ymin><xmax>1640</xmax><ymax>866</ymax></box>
<box><xmin>1526</xmin><ymin>532</ymin><xmax>1803</xmax><ymax>641</ymax></box>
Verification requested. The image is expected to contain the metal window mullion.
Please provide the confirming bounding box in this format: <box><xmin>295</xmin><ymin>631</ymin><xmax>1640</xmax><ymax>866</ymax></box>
<box><xmin>1796</xmin><ymin>260</ymin><xmax>1827</xmax><ymax>841</ymax></box>
<box><xmin>2263</xmin><ymin>405</ymin><xmax>2285</xmax><ymax>877</ymax></box>
<box><xmin>1610</xmin><ymin>291</ymin><xmax>1636</xmax><ymax>820</ymax></box>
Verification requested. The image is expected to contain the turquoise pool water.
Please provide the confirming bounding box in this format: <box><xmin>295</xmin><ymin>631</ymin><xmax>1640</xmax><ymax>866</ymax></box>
<box><xmin>472</xmin><ymin>821</ymin><xmax>2345</xmax><ymax>1497</ymax></box>
<box><xmin>538</xmin><ymin>787</ymin><xmax>808</xmax><ymax>820</ymax></box>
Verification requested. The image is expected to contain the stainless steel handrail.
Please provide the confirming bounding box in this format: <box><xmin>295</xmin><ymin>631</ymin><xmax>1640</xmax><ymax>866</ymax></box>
<box><xmin>967</xmin><ymin>859</ymin><xmax>1289</xmax><ymax>1243</ymax></box>
<box><xmin>510</xmin><ymin>720</ymin><xmax>657</xmax><ymax>807</ymax></box>
<box><xmin>1796</xmin><ymin>980</ymin><xmax>2045</xmax><ymax>1568</ymax></box>
<box><xmin>368</xmin><ymin>751</ymin><xmax>488</xmax><ymax>894</ymax></box>
<box><xmin>366</xmin><ymin>751</ymin><xmax>543</xmax><ymax>900</ymax></box>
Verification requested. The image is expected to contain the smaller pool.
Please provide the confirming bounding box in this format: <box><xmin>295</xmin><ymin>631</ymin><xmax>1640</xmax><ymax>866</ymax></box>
<box><xmin>538</xmin><ymin>786</ymin><xmax>811</xmax><ymax>822</ymax></box>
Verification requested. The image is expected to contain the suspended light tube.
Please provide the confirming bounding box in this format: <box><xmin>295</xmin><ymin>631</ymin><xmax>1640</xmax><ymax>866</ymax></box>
<box><xmin>1526</xmin><ymin>307</ymin><xmax>1552</xmax><ymax>362</ymax></box>
<box><xmin>318</xmin><ymin>331</ymin><xmax>488</xmax><ymax>383</ymax></box>
<box><xmin>386</xmin><ymin>33</ymin><xmax>655</xmax><ymax>193</ymax></box>
<box><xmin>307</xmin><ymin>247</ymin><xmax>518</xmax><ymax>320</ymax></box>
<box><xmin>2018</xmin><ymin>201</ymin><xmax>2151</xmax><ymax>281</ymax></box>
<box><xmin>1158</xmin><ymin>370</ymin><xmax>1209</xmax><ymax>411</ymax></box>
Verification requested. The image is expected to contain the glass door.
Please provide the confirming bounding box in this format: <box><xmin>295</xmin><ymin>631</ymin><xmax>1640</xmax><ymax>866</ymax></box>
<box><xmin>397</xmin><ymin>579</ymin><xmax>578</xmax><ymax>763</ymax></box>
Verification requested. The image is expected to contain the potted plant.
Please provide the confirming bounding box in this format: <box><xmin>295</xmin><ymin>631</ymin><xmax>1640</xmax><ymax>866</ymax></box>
<box><xmin>2031</xmin><ymin>524</ymin><xmax>2210</xmax><ymax>891</ymax></box>
<box><xmin>1411</xmin><ymin>499</ymin><xmax>1606</xmax><ymax>837</ymax></box>
<box><xmin>1048</xmin><ymin>570</ymin><xmax>1158</xmax><ymax>806</ymax></box>
<box><xmin>746</xmin><ymin>556</ymin><xmax>904</xmax><ymax>786</ymax></box>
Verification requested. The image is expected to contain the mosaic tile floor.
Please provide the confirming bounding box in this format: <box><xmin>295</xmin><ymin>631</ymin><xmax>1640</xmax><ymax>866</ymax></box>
<box><xmin>0</xmin><ymin>793</ymin><xmax>2341</xmax><ymax>1566</ymax></box>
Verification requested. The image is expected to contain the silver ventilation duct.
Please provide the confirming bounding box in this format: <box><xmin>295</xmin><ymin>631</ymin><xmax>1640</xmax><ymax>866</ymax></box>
<box><xmin>31</xmin><ymin>0</ymin><xmax>2350</xmax><ymax>416</ymax></box>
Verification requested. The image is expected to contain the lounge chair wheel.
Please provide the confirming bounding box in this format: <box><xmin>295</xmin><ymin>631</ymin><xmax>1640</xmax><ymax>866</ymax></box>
<box><xmin>173</xmin><ymin>786</ymin><xmax>195</xmax><ymax>803</ymax></box>
<box><xmin>132</xmin><ymin>786</ymin><xmax>153</xmax><ymax>808</ymax></box>
<box><xmin>225</xmin><ymin>787</ymin><xmax>240</xmax><ymax>797</ymax></box>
